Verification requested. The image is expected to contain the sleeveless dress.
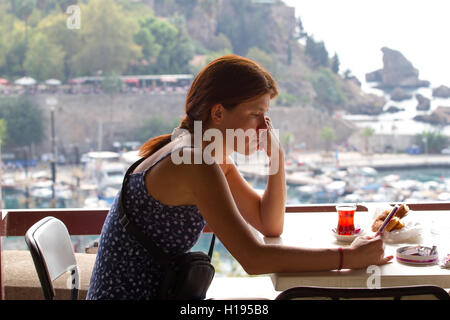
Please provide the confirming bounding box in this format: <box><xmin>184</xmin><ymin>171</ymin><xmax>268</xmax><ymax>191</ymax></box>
<box><xmin>86</xmin><ymin>147</ymin><xmax>206</xmax><ymax>300</ymax></box>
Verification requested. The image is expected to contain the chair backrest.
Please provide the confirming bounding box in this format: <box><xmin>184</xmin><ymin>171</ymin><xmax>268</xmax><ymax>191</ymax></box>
<box><xmin>25</xmin><ymin>216</ymin><xmax>79</xmax><ymax>300</ymax></box>
<box><xmin>275</xmin><ymin>285</ymin><xmax>450</xmax><ymax>300</ymax></box>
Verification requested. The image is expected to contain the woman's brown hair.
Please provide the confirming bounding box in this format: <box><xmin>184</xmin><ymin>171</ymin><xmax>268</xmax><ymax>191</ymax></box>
<box><xmin>139</xmin><ymin>54</ymin><xmax>278</xmax><ymax>158</ymax></box>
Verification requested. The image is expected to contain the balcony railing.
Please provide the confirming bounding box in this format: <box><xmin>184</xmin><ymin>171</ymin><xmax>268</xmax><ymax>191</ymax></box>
<box><xmin>2</xmin><ymin>202</ymin><xmax>450</xmax><ymax>299</ymax></box>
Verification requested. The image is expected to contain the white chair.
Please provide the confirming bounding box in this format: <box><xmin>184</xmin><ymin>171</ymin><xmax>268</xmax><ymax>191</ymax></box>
<box><xmin>25</xmin><ymin>216</ymin><xmax>79</xmax><ymax>300</ymax></box>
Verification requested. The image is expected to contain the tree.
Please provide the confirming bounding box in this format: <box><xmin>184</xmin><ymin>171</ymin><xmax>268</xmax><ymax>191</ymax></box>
<box><xmin>0</xmin><ymin>15</ymin><xmax>27</xmax><ymax>78</ymax></box>
<box><xmin>0</xmin><ymin>30</ymin><xmax>5</xmax><ymax>68</ymax></box>
<box><xmin>134</xmin><ymin>15</ymin><xmax>194</xmax><ymax>74</ymax></box>
<box><xmin>331</xmin><ymin>52</ymin><xmax>340</xmax><ymax>74</ymax></box>
<box><xmin>133</xmin><ymin>26</ymin><xmax>162</xmax><ymax>66</ymax></box>
<box><xmin>0</xmin><ymin>97</ymin><xmax>45</xmax><ymax>148</ymax></box>
<box><xmin>275</xmin><ymin>92</ymin><xmax>297</xmax><ymax>107</ymax></box>
<box><xmin>36</xmin><ymin>11</ymin><xmax>81</xmax><ymax>80</ymax></box>
<box><xmin>24</xmin><ymin>32</ymin><xmax>65</xmax><ymax>80</ymax></box>
<box><xmin>294</xmin><ymin>16</ymin><xmax>307</xmax><ymax>40</ymax></box>
<box><xmin>216</xmin><ymin>0</ymin><xmax>271</xmax><ymax>56</ymax></box>
<box><xmin>0</xmin><ymin>119</ymin><xmax>7</xmax><ymax>144</ymax></box>
<box><xmin>12</xmin><ymin>0</ymin><xmax>37</xmax><ymax>51</ymax></box>
<box><xmin>246</xmin><ymin>47</ymin><xmax>277</xmax><ymax>76</ymax></box>
<box><xmin>305</xmin><ymin>35</ymin><xmax>329</xmax><ymax>68</ymax></box>
<box><xmin>281</xmin><ymin>132</ymin><xmax>294</xmax><ymax>156</ymax></box>
<box><xmin>415</xmin><ymin>130</ymin><xmax>448</xmax><ymax>154</ymax></box>
<box><xmin>102</xmin><ymin>72</ymin><xmax>124</xmax><ymax>143</ymax></box>
<box><xmin>319</xmin><ymin>126</ymin><xmax>335</xmax><ymax>153</ymax></box>
<box><xmin>312</xmin><ymin>68</ymin><xmax>346</xmax><ymax>107</ymax></box>
<box><xmin>72</xmin><ymin>0</ymin><xmax>140</xmax><ymax>76</ymax></box>
<box><xmin>360</xmin><ymin>127</ymin><xmax>375</xmax><ymax>154</ymax></box>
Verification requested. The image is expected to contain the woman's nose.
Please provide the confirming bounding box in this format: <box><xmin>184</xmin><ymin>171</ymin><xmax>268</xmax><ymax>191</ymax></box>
<box><xmin>257</xmin><ymin>118</ymin><xmax>268</xmax><ymax>131</ymax></box>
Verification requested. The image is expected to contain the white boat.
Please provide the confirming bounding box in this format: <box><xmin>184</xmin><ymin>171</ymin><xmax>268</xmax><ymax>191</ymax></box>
<box><xmin>82</xmin><ymin>151</ymin><xmax>126</xmax><ymax>190</ymax></box>
<box><xmin>120</xmin><ymin>150</ymin><xmax>141</xmax><ymax>165</ymax></box>
<box><xmin>325</xmin><ymin>180</ymin><xmax>346</xmax><ymax>196</ymax></box>
<box><xmin>94</xmin><ymin>162</ymin><xmax>126</xmax><ymax>190</ymax></box>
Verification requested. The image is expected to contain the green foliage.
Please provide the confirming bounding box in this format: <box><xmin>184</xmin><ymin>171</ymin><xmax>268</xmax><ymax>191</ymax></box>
<box><xmin>331</xmin><ymin>53</ymin><xmax>340</xmax><ymax>74</ymax></box>
<box><xmin>71</xmin><ymin>0</ymin><xmax>141</xmax><ymax>75</ymax></box>
<box><xmin>0</xmin><ymin>96</ymin><xmax>45</xmax><ymax>148</ymax></box>
<box><xmin>294</xmin><ymin>16</ymin><xmax>307</xmax><ymax>40</ymax></box>
<box><xmin>319</xmin><ymin>126</ymin><xmax>335</xmax><ymax>152</ymax></box>
<box><xmin>311</xmin><ymin>68</ymin><xmax>346</xmax><ymax>107</ymax></box>
<box><xmin>208</xmin><ymin>33</ymin><xmax>233</xmax><ymax>52</ymax></box>
<box><xmin>360</xmin><ymin>127</ymin><xmax>375</xmax><ymax>153</ymax></box>
<box><xmin>35</xmin><ymin>11</ymin><xmax>81</xmax><ymax>80</ymax></box>
<box><xmin>23</xmin><ymin>32</ymin><xmax>65</xmax><ymax>80</ymax></box>
<box><xmin>102</xmin><ymin>72</ymin><xmax>124</xmax><ymax>96</ymax></box>
<box><xmin>0</xmin><ymin>17</ymin><xmax>27</xmax><ymax>78</ymax></box>
<box><xmin>305</xmin><ymin>35</ymin><xmax>329</xmax><ymax>68</ymax></box>
<box><xmin>275</xmin><ymin>92</ymin><xmax>297</xmax><ymax>107</ymax></box>
<box><xmin>0</xmin><ymin>118</ymin><xmax>7</xmax><ymax>144</ymax></box>
<box><xmin>246</xmin><ymin>47</ymin><xmax>277</xmax><ymax>76</ymax></box>
<box><xmin>12</xmin><ymin>0</ymin><xmax>36</xmax><ymax>21</ymax></box>
<box><xmin>217</xmin><ymin>0</ymin><xmax>271</xmax><ymax>55</ymax></box>
<box><xmin>131</xmin><ymin>15</ymin><xmax>194</xmax><ymax>74</ymax></box>
<box><xmin>281</xmin><ymin>132</ymin><xmax>294</xmax><ymax>155</ymax></box>
<box><xmin>415</xmin><ymin>130</ymin><xmax>448</xmax><ymax>154</ymax></box>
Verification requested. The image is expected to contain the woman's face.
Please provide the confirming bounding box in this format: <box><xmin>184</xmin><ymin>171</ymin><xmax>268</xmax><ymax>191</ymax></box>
<box><xmin>221</xmin><ymin>93</ymin><xmax>270</xmax><ymax>155</ymax></box>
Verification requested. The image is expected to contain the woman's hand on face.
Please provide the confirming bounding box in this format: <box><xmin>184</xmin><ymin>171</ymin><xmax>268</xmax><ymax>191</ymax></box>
<box><xmin>258</xmin><ymin>116</ymin><xmax>281</xmax><ymax>158</ymax></box>
<box><xmin>347</xmin><ymin>235</ymin><xmax>394</xmax><ymax>269</ymax></box>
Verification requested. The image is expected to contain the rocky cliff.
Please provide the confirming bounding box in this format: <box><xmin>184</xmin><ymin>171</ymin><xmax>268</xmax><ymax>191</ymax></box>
<box><xmin>366</xmin><ymin>47</ymin><xmax>430</xmax><ymax>89</ymax></box>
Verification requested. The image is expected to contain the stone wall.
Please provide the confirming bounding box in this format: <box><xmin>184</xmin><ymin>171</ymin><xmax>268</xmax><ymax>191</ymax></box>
<box><xmin>348</xmin><ymin>132</ymin><xmax>416</xmax><ymax>153</ymax></box>
<box><xmin>32</xmin><ymin>93</ymin><xmax>357</xmax><ymax>157</ymax></box>
<box><xmin>34</xmin><ymin>92</ymin><xmax>187</xmax><ymax>154</ymax></box>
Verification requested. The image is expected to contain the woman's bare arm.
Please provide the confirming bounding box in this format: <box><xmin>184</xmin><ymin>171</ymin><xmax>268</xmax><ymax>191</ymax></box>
<box><xmin>185</xmin><ymin>151</ymin><xmax>391</xmax><ymax>275</ymax></box>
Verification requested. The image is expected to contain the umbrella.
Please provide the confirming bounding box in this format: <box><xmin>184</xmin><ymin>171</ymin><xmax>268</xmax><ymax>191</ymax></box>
<box><xmin>14</xmin><ymin>77</ymin><xmax>36</xmax><ymax>86</ymax></box>
<box><xmin>0</xmin><ymin>78</ymin><xmax>9</xmax><ymax>85</ymax></box>
<box><xmin>45</xmin><ymin>79</ymin><xmax>62</xmax><ymax>86</ymax></box>
<box><xmin>69</xmin><ymin>78</ymin><xmax>84</xmax><ymax>84</ymax></box>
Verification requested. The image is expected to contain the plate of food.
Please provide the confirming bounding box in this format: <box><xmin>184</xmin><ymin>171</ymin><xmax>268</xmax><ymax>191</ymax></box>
<box><xmin>370</xmin><ymin>204</ymin><xmax>423</xmax><ymax>243</ymax></box>
<box><xmin>332</xmin><ymin>226</ymin><xmax>364</xmax><ymax>243</ymax></box>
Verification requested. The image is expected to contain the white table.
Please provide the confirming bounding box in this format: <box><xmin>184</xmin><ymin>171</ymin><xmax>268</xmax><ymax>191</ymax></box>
<box><xmin>261</xmin><ymin>209</ymin><xmax>450</xmax><ymax>291</ymax></box>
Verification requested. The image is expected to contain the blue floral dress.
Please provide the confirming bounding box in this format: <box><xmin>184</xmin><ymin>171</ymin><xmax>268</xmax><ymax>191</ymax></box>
<box><xmin>86</xmin><ymin>148</ymin><xmax>206</xmax><ymax>300</ymax></box>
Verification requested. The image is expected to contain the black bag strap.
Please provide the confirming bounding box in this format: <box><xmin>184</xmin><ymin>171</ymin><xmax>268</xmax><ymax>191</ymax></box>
<box><xmin>118</xmin><ymin>145</ymin><xmax>215</xmax><ymax>266</ymax></box>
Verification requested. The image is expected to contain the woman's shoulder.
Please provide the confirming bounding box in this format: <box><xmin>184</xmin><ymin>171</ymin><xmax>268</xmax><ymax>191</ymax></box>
<box><xmin>169</xmin><ymin>146</ymin><xmax>221</xmax><ymax>177</ymax></box>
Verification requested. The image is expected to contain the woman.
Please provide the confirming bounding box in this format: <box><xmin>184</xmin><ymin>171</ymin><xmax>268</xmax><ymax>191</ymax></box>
<box><xmin>87</xmin><ymin>55</ymin><xmax>392</xmax><ymax>300</ymax></box>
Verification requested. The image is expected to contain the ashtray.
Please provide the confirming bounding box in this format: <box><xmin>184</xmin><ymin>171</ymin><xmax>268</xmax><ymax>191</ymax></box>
<box><xmin>332</xmin><ymin>227</ymin><xmax>363</xmax><ymax>243</ymax></box>
<box><xmin>396</xmin><ymin>245</ymin><xmax>439</xmax><ymax>265</ymax></box>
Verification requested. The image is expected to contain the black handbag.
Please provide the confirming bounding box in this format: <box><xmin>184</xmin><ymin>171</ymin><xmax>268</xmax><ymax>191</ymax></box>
<box><xmin>117</xmin><ymin>148</ymin><xmax>215</xmax><ymax>300</ymax></box>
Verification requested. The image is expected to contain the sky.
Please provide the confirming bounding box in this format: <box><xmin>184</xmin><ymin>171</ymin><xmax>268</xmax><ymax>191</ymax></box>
<box><xmin>283</xmin><ymin>0</ymin><xmax>450</xmax><ymax>88</ymax></box>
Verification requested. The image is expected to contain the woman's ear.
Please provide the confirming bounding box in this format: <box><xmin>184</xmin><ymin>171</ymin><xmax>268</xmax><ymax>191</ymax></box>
<box><xmin>210</xmin><ymin>104</ymin><xmax>225</xmax><ymax>125</ymax></box>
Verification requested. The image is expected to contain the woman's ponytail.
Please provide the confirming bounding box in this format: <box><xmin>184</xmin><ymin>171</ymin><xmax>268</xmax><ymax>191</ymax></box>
<box><xmin>138</xmin><ymin>134</ymin><xmax>172</xmax><ymax>158</ymax></box>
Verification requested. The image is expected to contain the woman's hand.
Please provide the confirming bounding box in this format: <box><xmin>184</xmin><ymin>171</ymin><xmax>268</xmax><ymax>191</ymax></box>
<box><xmin>346</xmin><ymin>235</ymin><xmax>394</xmax><ymax>269</ymax></box>
<box><xmin>258</xmin><ymin>116</ymin><xmax>282</xmax><ymax>159</ymax></box>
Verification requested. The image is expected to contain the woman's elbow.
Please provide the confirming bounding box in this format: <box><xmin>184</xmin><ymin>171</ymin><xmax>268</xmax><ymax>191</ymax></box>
<box><xmin>262</xmin><ymin>229</ymin><xmax>282</xmax><ymax>238</ymax></box>
<box><xmin>241</xmin><ymin>260</ymin><xmax>268</xmax><ymax>275</ymax></box>
<box><xmin>239</xmin><ymin>246</ymin><xmax>273</xmax><ymax>275</ymax></box>
<box><xmin>260</xmin><ymin>224</ymin><xmax>283</xmax><ymax>238</ymax></box>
